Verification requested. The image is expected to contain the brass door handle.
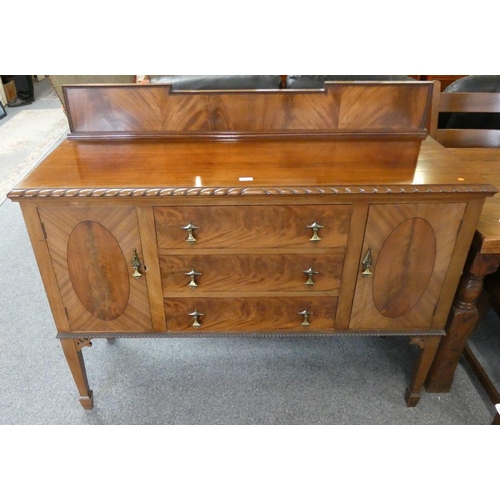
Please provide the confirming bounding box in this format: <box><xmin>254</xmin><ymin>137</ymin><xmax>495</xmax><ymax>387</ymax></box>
<box><xmin>185</xmin><ymin>269</ymin><xmax>202</xmax><ymax>288</ymax></box>
<box><xmin>298</xmin><ymin>309</ymin><xmax>313</xmax><ymax>327</ymax></box>
<box><xmin>303</xmin><ymin>267</ymin><xmax>319</xmax><ymax>287</ymax></box>
<box><xmin>131</xmin><ymin>248</ymin><xmax>142</xmax><ymax>279</ymax></box>
<box><xmin>306</xmin><ymin>221</ymin><xmax>324</xmax><ymax>243</ymax></box>
<box><xmin>188</xmin><ymin>309</ymin><xmax>204</xmax><ymax>328</ymax></box>
<box><xmin>362</xmin><ymin>246</ymin><xmax>372</xmax><ymax>277</ymax></box>
<box><xmin>181</xmin><ymin>222</ymin><xmax>199</xmax><ymax>245</ymax></box>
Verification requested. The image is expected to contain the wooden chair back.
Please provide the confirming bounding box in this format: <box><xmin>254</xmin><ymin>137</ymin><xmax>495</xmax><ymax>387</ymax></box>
<box><xmin>432</xmin><ymin>86</ymin><xmax>500</xmax><ymax>147</ymax></box>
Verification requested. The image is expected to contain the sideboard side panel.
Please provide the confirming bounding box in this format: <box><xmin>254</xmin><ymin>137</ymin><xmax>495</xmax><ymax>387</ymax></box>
<box><xmin>19</xmin><ymin>202</ymin><xmax>71</xmax><ymax>332</ymax></box>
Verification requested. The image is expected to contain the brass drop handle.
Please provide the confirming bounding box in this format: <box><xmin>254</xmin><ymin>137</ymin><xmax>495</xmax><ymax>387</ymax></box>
<box><xmin>362</xmin><ymin>246</ymin><xmax>372</xmax><ymax>278</ymax></box>
<box><xmin>299</xmin><ymin>309</ymin><xmax>313</xmax><ymax>327</ymax></box>
<box><xmin>131</xmin><ymin>248</ymin><xmax>142</xmax><ymax>279</ymax></box>
<box><xmin>188</xmin><ymin>309</ymin><xmax>204</xmax><ymax>328</ymax></box>
<box><xmin>303</xmin><ymin>267</ymin><xmax>319</xmax><ymax>287</ymax></box>
<box><xmin>306</xmin><ymin>221</ymin><xmax>324</xmax><ymax>243</ymax></box>
<box><xmin>182</xmin><ymin>222</ymin><xmax>199</xmax><ymax>245</ymax></box>
<box><xmin>185</xmin><ymin>269</ymin><xmax>202</xmax><ymax>288</ymax></box>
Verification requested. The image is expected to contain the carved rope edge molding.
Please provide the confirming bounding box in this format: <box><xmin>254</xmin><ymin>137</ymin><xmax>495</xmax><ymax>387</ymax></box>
<box><xmin>7</xmin><ymin>185</ymin><xmax>494</xmax><ymax>199</ymax></box>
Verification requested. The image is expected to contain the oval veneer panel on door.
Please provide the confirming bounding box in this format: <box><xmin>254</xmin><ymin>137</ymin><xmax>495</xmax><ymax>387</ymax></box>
<box><xmin>373</xmin><ymin>217</ymin><xmax>436</xmax><ymax>318</ymax></box>
<box><xmin>67</xmin><ymin>221</ymin><xmax>130</xmax><ymax>321</ymax></box>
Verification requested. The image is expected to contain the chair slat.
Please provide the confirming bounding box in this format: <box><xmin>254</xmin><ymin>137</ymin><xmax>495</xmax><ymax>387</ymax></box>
<box><xmin>437</xmin><ymin>128</ymin><xmax>500</xmax><ymax>148</ymax></box>
<box><xmin>440</xmin><ymin>92</ymin><xmax>500</xmax><ymax>113</ymax></box>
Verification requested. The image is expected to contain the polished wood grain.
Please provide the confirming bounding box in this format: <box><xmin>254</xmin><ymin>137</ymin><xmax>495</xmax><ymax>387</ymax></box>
<box><xmin>63</xmin><ymin>82</ymin><xmax>433</xmax><ymax>140</ymax></box>
<box><xmin>373</xmin><ymin>217</ymin><xmax>437</xmax><ymax>318</ymax></box>
<box><xmin>449</xmin><ymin>149</ymin><xmax>500</xmax><ymax>253</ymax></box>
<box><xmin>8</xmin><ymin>137</ymin><xmax>495</xmax><ymax>199</ymax></box>
<box><xmin>159</xmin><ymin>253</ymin><xmax>344</xmax><ymax>294</ymax></box>
<box><xmin>67</xmin><ymin>220</ymin><xmax>130</xmax><ymax>321</ymax></box>
<box><xmin>38</xmin><ymin>206</ymin><xmax>153</xmax><ymax>332</ymax></box>
<box><xmin>155</xmin><ymin>205</ymin><xmax>351</xmax><ymax>250</ymax></box>
<box><xmin>349</xmin><ymin>203</ymin><xmax>466</xmax><ymax>329</ymax></box>
<box><xmin>19</xmin><ymin>203</ymin><xmax>71</xmax><ymax>332</ymax></box>
<box><xmin>164</xmin><ymin>297</ymin><xmax>337</xmax><ymax>332</ymax></box>
<box><xmin>11</xmin><ymin>85</ymin><xmax>497</xmax><ymax>409</ymax></box>
<box><xmin>136</xmin><ymin>207</ymin><xmax>167</xmax><ymax>331</ymax></box>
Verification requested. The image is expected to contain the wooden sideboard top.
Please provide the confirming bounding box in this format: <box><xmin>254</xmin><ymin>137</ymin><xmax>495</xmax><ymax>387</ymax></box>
<box><xmin>9</xmin><ymin>137</ymin><xmax>496</xmax><ymax>199</ymax></box>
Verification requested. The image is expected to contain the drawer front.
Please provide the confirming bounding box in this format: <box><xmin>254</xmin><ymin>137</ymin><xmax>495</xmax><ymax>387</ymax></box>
<box><xmin>159</xmin><ymin>253</ymin><xmax>344</xmax><ymax>294</ymax></box>
<box><xmin>164</xmin><ymin>297</ymin><xmax>337</xmax><ymax>332</ymax></box>
<box><xmin>155</xmin><ymin>205</ymin><xmax>352</xmax><ymax>249</ymax></box>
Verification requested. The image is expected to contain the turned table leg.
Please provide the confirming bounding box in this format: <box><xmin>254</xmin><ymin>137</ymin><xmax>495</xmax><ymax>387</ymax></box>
<box><xmin>60</xmin><ymin>338</ymin><xmax>94</xmax><ymax>409</ymax></box>
<box><xmin>405</xmin><ymin>336</ymin><xmax>442</xmax><ymax>407</ymax></box>
<box><xmin>425</xmin><ymin>248</ymin><xmax>500</xmax><ymax>393</ymax></box>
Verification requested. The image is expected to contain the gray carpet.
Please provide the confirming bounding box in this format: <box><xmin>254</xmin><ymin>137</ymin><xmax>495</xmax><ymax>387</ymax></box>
<box><xmin>0</xmin><ymin>197</ymin><xmax>498</xmax><ymax>424</ymax></box>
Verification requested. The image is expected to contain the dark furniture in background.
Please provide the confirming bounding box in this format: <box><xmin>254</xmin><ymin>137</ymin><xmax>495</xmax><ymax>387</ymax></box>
<box><xmin>425</xmin><ymin>75</ymin><xmax>500</xmax><ymax>424</ymax></box>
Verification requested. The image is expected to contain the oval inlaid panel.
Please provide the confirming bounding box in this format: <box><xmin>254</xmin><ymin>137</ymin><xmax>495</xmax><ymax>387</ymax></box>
<box><xmin>373</xmin><ymin>218</ymin><xmax>436</xmax><ymax>318</ymax></box>
<box><xmin>67</xmin><ymin>221</ymin><xmax>130</xmax><ymax>321</ymax></box>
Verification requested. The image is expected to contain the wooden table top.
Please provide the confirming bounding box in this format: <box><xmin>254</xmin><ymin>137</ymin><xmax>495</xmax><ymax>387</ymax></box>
<box><xmin>449</xmin><ymin>148</ymin><xmax>500</xmax><ymax>253</ymax></box>
<box><xmin>9</xmin><ymin>137</ymin><xmax>496</xmax><ymax>199</ymax></box>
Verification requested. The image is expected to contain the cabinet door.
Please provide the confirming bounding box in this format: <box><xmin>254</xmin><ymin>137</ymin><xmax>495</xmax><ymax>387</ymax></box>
<box><xmin>349</xmin><ymin>203</ymin><xmax>466</xmax><ymax>330</ymax></box>
<box><xmin>39</xmin><ymin>206</ymin><xmax>153</xmax><ymax>332</ymax></box>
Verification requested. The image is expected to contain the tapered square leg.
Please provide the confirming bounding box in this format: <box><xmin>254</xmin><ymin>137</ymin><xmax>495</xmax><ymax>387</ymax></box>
<box><xmin>60</xmin><ymin>338</ymin><xmax>93</xmax><ymax>409</ymax></box>
<box><xmin>405</xmin><ymin>336</ymin><xmax>442</xmax><ymax>407</ymax></box>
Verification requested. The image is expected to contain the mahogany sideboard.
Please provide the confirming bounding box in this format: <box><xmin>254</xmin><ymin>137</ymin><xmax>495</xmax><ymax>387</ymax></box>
<box><xmin>8</xmin><ymin>82</ymin><xmax>496</xmax><ymax>409</ymax></box>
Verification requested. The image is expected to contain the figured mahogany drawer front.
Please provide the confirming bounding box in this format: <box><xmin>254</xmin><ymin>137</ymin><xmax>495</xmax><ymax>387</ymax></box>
<box><xmin>154</xmin><ymin>205</ymin><xmax>352</xmax><ymax>249</ymax></box>
<box><xmin>164</xmin><ymin>297</ymin><xmax>337</xmax><ymax>332</ymax></box>
<box><xmin>159</xmin><ymin>253</ymin><xmax>344</xmax><ymax>294</ymax></box>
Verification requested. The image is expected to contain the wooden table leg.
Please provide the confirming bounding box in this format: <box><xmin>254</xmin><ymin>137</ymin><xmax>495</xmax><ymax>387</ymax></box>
<box><xmin>405</xmin><ymin>336</ymin><xmax>442</xmax><ymax>406</ymax></box>
<box><xmin>60</xmin><ymin>338</ymin><xmax>94</xmax><ymax>409</ymax></box>
<box><xmin>425</xmin><ymin>248</ymin><xmax>500</xmax><ymax>393</ymax></box>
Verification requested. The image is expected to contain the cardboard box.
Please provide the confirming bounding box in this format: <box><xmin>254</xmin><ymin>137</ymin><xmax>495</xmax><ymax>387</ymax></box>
<box><xmin>4</xmin><ymin>80</ymin><xmax>17</xmax><ymax>103</ymax></box>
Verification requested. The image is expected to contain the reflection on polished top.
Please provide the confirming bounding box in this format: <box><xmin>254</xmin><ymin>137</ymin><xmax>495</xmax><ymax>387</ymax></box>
<box><xmin>9</xmin><ymin>137</ymin><xmax>495</xmax><ymax>199</ymax></box>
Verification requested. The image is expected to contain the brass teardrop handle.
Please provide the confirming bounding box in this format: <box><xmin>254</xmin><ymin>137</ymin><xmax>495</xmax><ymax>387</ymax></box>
<box><xmin>185</xmin><ymin>269</ymin><xmax>202</xmax><ymax>288</ymax></box>
<box><xmin>362</xmin><ymin>246</ymin><xmax>372</xmax><ymax>278</ymax></box>
<box><xmin>299</xmin><ymin>309</ymin><xmax>313</xmax><ymax>327</ymax></box>
<box><xmin>303</xmin><ymin>267</ymin><xmax>319</xmax><ymax>287</ymax></box>
<box><xmin>131</xmin><ymin>248</ymin><xmax>142</xmax><ymax>279</ymax></box>
<box><xmin>188</xmin><ymin>309</ymin><xmax>204</xmax><ymax>328</ymax></box>
<box><xmin>182</xmin><ymin>222</ymin><xmax>199</xmax><ymax>245</ymax></box>
<box><xmin>306</xmin><ymin>221</ymin><xmax>324</xmax><ymax>243</ymax></box>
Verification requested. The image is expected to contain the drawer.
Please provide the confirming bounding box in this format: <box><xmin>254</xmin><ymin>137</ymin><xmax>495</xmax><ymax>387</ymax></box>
<box><xmin>159</xmin><ymin>253</ymin><xmax>344</xmax><ymax>294</ymax></box>
<box><xmin>164</xmin><ymin>297</ymin><xmax>337</xmax><ymax>332</ymax></box>
<box><xmin>154</xmin><ymin>205</ymin><xmax>352</xmax><ymax>249</ymax></box>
